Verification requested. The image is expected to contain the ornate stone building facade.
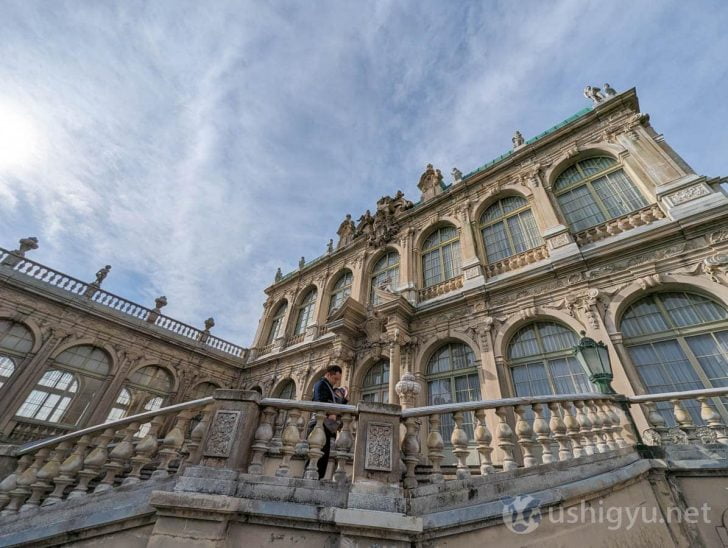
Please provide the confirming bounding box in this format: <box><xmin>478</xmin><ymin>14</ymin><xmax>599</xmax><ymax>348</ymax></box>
<box><xmin>245</xmin><ymin>86</ymin><xmax>728</xmax><ymax>434</ymax></box>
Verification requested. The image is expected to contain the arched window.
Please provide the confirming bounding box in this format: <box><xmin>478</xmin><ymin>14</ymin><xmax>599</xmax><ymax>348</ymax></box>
<box><xmin>621</xmin><ymin>292</ymin><xmax>728</xmax><ymax>425</ymax></box>
<box><xmin>480</xmin><ymin>196</ymin><xmax>542</xmax><ymax>263</ymax></box>
<box><xmin>0</xmin><ymin>320</ymin><xmax>34</xmax><ymax>390</ymax></box>
<box><xmin>192</xmin><ymin>381</ymin><xmax>219</xmax><ymax>399</ymax></box>
<box><xmin>426</xmin><ymin>343</ymin><xmax>481</xmax><ymax>443</ymax></box>
<box><xmin>125</xmin><ymin>365</ymin><xmax>174</xmax><ymax>431</ymax></box>
<box><xmin>553</xmin><ymin>156</ymin><xmax>648</xmax><ymax>233</ymax></box>
<box><xmin>16</xmin><ymin>370</ymin><xmax>78</xmax><ymax>422</ymax></box>
<box><xmin>370</xmin><ymin>251</ymin><xmax>400</xmax><ymax>305</ymax></box>
<box><xmin>106</xmin><ymin>388</ymin><xmax>132</xmax><ymax>422</ymax></box>
<box><xmin>275</xmin><ymin>379</ymin><xmax>296</xmax><ymax>400</ymax></box>
<box><xmin>422</xmin><ymin>226</ymin><xmax>461</xmax><ymax>287</ymax></box>
<box><xmin>329</xmin><ymin>271</ymin><xmax>353</xmax><ymax>315</ymax></box>
<box><xmin>266</xmin><ymin>302</ymin><xmax>287</xmax><ymax>345</ymax></box>
<box><xmin>362</xmin><ymin>360</ymin><xmax>389</xmax><ymax>403</ymax></box>
<box><xmin>16</xmin><ymin>345</ymin><xmax>111</xmax><ymax>425</ymax></box>
<box><xmin>293</xmin><ymin>289</ymin><xmax>317</xmax><ymax>336</ymax></box>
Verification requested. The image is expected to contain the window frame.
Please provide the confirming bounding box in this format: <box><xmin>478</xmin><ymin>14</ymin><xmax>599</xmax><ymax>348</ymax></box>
<box><xmin>370</xmin><ymin>251</ymin><xmax>400</xmax><ymax>304</ymax></box>
<box><xmin>478</xmin><ymin>196</ymin><xmax>543</xmax><ymax>264</ymax></box>
<box><xmin>328</xmin><ymin>271</ymin><xmax>353</xmax><ymax>315</ymax></box>
<box><xmin>361</xmin><ymin>360</ymin><xmax>390</xmax><ymax>403</ymax></box>
<box><xmin>293</xmin><ymin>289</ymin><xmax>318</xmax><ymax>336</ymax></box>
<box><xmin>421</xmin><ymin>226</ymin><xmax>461</xmax><ymax>288</ymax></box>
<box><xmin>15</xmin><ymin>369</ymin><xmax>79</xmax><ymax>423</ymax></box>
<box><xmin>266</xmin><ymin>302</ymin><xmax>288</xmax><ymax>345</ymax></box>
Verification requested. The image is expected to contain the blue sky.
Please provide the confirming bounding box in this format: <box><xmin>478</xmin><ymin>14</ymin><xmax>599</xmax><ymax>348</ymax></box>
<box><xmin>0</xmin><ymin>1</ymin><xmax>726</xmax><ymax>345</ymax></box>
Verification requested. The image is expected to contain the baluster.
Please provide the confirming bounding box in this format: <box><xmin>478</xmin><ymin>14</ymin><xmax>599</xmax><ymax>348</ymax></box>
<box><xmin>603</xmin><ymin>401</ymin><xmax>627</xmax><ymax>448</ymax></box>
<box><xmin>532</xmin><ymin>404</ymin><xmax>553</xmax><ymax>464</ymax></box>
<box><xmin>154</xmin><ymin>410</ymin><xmax>192</xmax><ymax>478</ymax></box>
<box><xmin>595</xmin><ymin>400</ymin><xmax>618</xmax><ymax>450</ymax></box>
<box><xmin>68</xmin><ymin>428</ymin><xmax>115</xmax><ymax>498</ymax></box>
<box><xmin>45</xmin><ymin>436</ymin><xmax>91</xmax><ymax>505</ymax></box>
<box><xmin>426</xmin><ymin>414</ymin><xmax>444</xmax><ymax>483</ymax></box>
<box><xmin>573</xmin><ymin>401</ymin><xmax>595</xmax><ymax>455</ymax></box>
<box><xmin>187</xmin><ymin>405</ymin><xmax>214</xmax><ymax>464</ymax></box>
<box><xmin>2</xmin><ymin>448</ymin><xmax>49</xmax><ymax>515</ymax></box>
<box><xmin>450</xmin><ymin>411</ymin><xmax>470</xmax><ymax>480</ymax></box>
<box><xmin>514</xmin><ymin>405</ymin><xmax>536</xmax><ymax>467</ymax></box>
<box><xmin>294</xmin><ymin>412</ymin><xmax>308</xmax><ymax>457</ymax></box>
<box><xmin>562</xmin><ymin>401</ymin><xmax>584</xmax><ymax>458</ymax></box>
<box><xmin>334</xmin><ymin>413</ymin><xmax>355</xmax><ymax>485</ymax></box>
<box><xmin>643</xmin><ymin>402</ymin><xmax>670</xmax><ymax>444</ymax></box>
<box><xmin>304</xmin><ymin>413</ymin><xmax>326</xmax><ymax>480</ymax></box>
<box><xmin>95</xmin><ymin>422</ymin><xmax>139</xmax><ymax>492</ymax></box>
<box><xmin>586</xmin><ymin>400</ymin><xmax>608</xmax><ymax>453</ymax></box>
<box><xmin>0</xmin><ymin>455</ymin><xmax>32</xmax><ymax>510</ymax></box>
<box><xmin>495</xmin><ymin>406</ymin><xmax>517</xmax><ymax>471</ymax></box>
<box><xmin>248</xmin><ymin>407</ymin><xmax>277</xmax><ymax>474</ymax></box>
<box><xmin>548</xmin><ymin>402</ymin><xmax>571</xmax><ymax>461</ymax></box>
<box><xmin>269</xmin><ymin>409</ymin><xmax>286</xmax><ymax>454</ymax></box>
<box><xmin>276</xmin><ymin>408</ymin><xmax>301</xmax><ymax>477</ymax></box>
<box><xmin>698</xmin><ymin>397</ymin><xmax>728</xmax><ymax>445</ymax></box>
<box><xmin>474</xmin><ymin>409</ymin><xmax>494</xmax><ymax>474</ymax></box>
<box><xmin>123</xmin><ymin>418</ymin><xmax>162</xmax><ymax>485</ymax></box>
<box><xmin>23</xmin><ymin>441</ymin><xmax>72</xmax><ymax>510</ymax></box>
<box><xmin>671</xmin><ymin>399</ymin><xmax>697</xmax><ymax>442</ymax></box>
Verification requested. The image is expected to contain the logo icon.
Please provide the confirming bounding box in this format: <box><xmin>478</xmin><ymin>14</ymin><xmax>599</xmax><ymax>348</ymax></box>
<box><xmin>502</xmin><ymin>494</ymin><xmax>542</xmax><ymax>534</ymax></box>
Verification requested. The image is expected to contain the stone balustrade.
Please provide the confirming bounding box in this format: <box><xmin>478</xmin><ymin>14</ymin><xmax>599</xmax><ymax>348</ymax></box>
<box><xmin>574</xmin><ymin>204</ymin><xmax>666</xmax><ymax>246</ymax></box>
<box><xmin>629</xmin><ymin>386</ymin><xmax>728</xmax><ymax>446</ymax></box>
<box><xmin>0</xmin><ymin>397</ymin><xmax>214</xmax><ymax>514</ymax></box>
<box><xmin>417</xmin><ymin>275</ymin><xmax>464</xmax><ymax>302</ymax></box>
<box><xmin>484</xmin><ymin>245</ymin><xmax>548</xmax><ymax>277</ymax></box>
<box><xmin>286</xmin><ymin>333</ymin><xmax>305</xmax><ymax>347</ymax></box>
<box><xmin>0</xmin><ymin>248</ymin><xmax>246</xmax><ymax>358</ymax></box>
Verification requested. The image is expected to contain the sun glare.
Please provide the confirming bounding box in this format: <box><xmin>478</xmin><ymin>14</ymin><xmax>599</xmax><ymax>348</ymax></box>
<box><xmin>0</xmin><ymin>102</ymin><xmax>39</xmax><ymax>170</ymax></box>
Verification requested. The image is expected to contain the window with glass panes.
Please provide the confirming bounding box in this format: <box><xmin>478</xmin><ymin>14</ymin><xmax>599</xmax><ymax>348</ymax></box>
<box><xmin>266</xmin><ymin>302</ymin><xmax>288</xmax><ymax>344</ymax></box>
<box><xmin>480</xmin><ymin>197</ymin><xmax>543</xmax><ymax>263</ymax></box>
<box><xmin>15</xmin><ymin>369</ymin><xmax>78</xmax><ymax>422</ymax></box>
<box><xmin>426</xmin><ymin>343</ymin><xmax>481</xmax><ymax>444</ymax></box>
<box><xmin>422</xmin><ymin>226</ymin><xmax>461</xmax><ymax>287</ymax></box>
<box><xmin>329</xmin><ymin>271</ymin><xmax>353</xmax><ymax>315</ymax></box>
<box><xmin>553</xmin><ymin>156</ymin><xmax>648</xmax><ymax>233</ymax></box>
<box><xmin>0</xmin><ymin>320</ymin><xmax>34</xmax><ymax>389</ymax></box>
<box><xmin>621</xmin><ymin>292</ymin><xmax>728</xmax><ymax>425</ymax></box>
<box><xmin>361</xmin><ymin>361</ymin><xmax>389</xmax><ymax>403</ymax></box>
<box><xmin>106</xmin><ymin>388</ymin><xmax>132</xmax><ymax>422</ymax></box>
<box><xmin>275</xmin><ymin>379</ymin><xmax>296</xmax><ymax>400</ymax></box>
<box><xmin>370</xmin><ymin>251</ymin><xmax>400</xmax><ymax>305</ymax></box>
<box><xmin>293</xmin><ymin>289</ymin><xmax>317</xmax><ymax>335</ymax></box>
<box><xmin>507</xmin><ymin>322</ymin><xmax>593</xmax><ymax>397</ymax></box>
<box><xmin>136</xmin><ymin>396</ymin><xmax>164</xmax><ymax>437</ymax></box>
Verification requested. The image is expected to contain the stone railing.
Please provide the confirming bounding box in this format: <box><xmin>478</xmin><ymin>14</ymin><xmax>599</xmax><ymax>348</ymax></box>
<box><xmin>632</xmin><ymin>386</ymin><xmax>728</xmax><ymax>446</ymax></box>
<box><xmin>0</xmin><ymin>248</ymin><xmax>246</xmax><ymax>359</ymax></box>
<box><xmin>574</xmin><ymin>204</ymin><xmax>666</xmax><ymax>246</ymax></box>
<box><xmin>484</xmin><ymin>244</ymin><xmax>548</xmax><ymax>277</ymax></box>
<box><xmin>418</xmin><ymin>275</ymin><xmax>464</xmax><ymax>302</ymax></box>
<box><xmin>286</xmin><ymin>333</ymin><xmax>305</xmax><ymax>347</ymax></box>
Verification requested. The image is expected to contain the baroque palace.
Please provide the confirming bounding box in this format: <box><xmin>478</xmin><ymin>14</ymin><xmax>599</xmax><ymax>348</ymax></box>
<box><xmin>1</xmin><ymin>85</ymin><xmax>728</xmax><ymax>547</ymax></box>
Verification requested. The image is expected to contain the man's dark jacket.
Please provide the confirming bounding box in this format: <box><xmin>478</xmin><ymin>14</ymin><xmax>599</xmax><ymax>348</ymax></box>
<box><xmin>312</xmin><ymin>377</ymin><xmax>348</xmax><ymax>405</ymax></box>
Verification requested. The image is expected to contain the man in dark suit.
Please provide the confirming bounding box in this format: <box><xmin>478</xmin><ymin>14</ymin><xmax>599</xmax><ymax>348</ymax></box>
<box><xmin>308</xmin><ymin>364</ymin><xmax>348</xmax><ymax>479</ymax></box>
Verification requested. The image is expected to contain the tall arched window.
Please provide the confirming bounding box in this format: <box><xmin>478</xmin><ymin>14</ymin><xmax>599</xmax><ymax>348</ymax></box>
<box><xmin>16</xmin><ymin>370</ymin><xmax>78</xmax><ymax>422</ymax></box>
<box><xmin>507</xmin><ymin>322</ymin><xmax>592</xmax><ymax>397</ymax></box>
<box><xmin>0</xmin><ymin>320</ymin><xmax>34</xmax><ymax>390</ymax></box>
<box><xmin>106</xmin><ymin>388</ymin><xmax>132</xmax><ymax>422</ymax></box>
<box><xmin>361</xmin><ymin>360</ymin><xmax>389</xmax><ymax>403</ymax></box>
<box><xmin>329</xmin><ymin>271</ymin><xmax>353</xmax><ymax>315</ymax></box>
<box><xmin>266</xmin><ymin>302</ymin><xmax>287</xmax><ymax>345</ymax></box>
<box><xmin>621</xmin><ymin>291</ymin><xmax>728</xmax><ymax>425</ymax></box>
<box><xmin>370</xmin><ymin>251</ymin><xmax>400</xmax><ymax>305</ymax></box>
<box><xmin>480</xmin><ymin>196</ymin><xmax>542</xmax><ymax>264</ymax></box>
<box><xmin>426</xmin><ymin>343</ymin><xmax>481</xmax><ymax>443</ymax></box>
<box><xmin>275</xmin><ymin>379</ymin><xmax>296</xmax><ymax>400</ymax></box>
<box><xmin>293</xmin><ymin>289</ymin><xmax>318</xmax><ymax>336</ymax></box>
<box><xmin>126</xmin><ymin>365</ymin><xmax>174</xmax><ymax>437</ymax></box>
<box><xmin>422</xmin><ymin>226</ymin><xmax>461</xmax><ymax>287</ymax></box>
<box><xmin>16</xmin><ymin>345</ymin><xmax>111</xmax><ymax>425</ymax></box>
<box><xmin>192</xmin><ymin>381</ymin><xmax>219</xmax><ymax>399</ymax></box>
<box><xmin>553</xmin><ymin>156</ymin><xmax>648</xmax><ymax>233</ymax></box>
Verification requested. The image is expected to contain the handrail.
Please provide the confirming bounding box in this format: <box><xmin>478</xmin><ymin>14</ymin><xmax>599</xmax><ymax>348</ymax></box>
<box><xmin>626</xmin><ymin>386</ymin><xmax>728</xmax><ymax>403</ymax></box>
<box><xmin>16</xmin><ymin>396</ymin><xmax>214</xmax><ymax>455</ymax></box>
<box><xmin>260</xmin><ymin>397</ymin><xmax>357</xmax><ymax>414</ymax></box>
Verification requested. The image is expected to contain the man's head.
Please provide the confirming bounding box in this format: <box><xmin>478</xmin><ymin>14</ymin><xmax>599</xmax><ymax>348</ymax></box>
<box><xmin>324</xmin><ymin>364</ymin><xmax>343</xmax><ymax>386</ymax></box>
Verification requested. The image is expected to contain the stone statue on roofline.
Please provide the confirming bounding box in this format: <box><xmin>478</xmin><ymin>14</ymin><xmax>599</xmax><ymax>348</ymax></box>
<box><xmin>93</xmin><ymin>265</ymin><xmax>111</xmax><ymax>286</ymax></box>
<box><xmin>583</xmin><ymin>85</ymin><xmax>603</xmax><ymax>104</ymax></box>
<box><xmin>418</xmin><ymin>163</ymin><xmax>444</xmax><ymax>201</ymax></box>
<box><xmin>336</xmin><ymin>214</ymin><xmax>356</xmax><ymax>249</ymax></box>
<box><xmin>452</xmin><ymin>168</ymin><xmax>462</xmax><ymax>182</ymax></box>
<box><xmin>602</xmin><ymin>83</ymin><xmax>617</xmax><ymax>99</ymax></box>
<box><xmin>274</xmin><ymin>267</ymin><xmax>282</xmax><ymax>282</ymax></box>
<box><xmin>327</xmin><ymin>239</ymin><xmax>334</xmax><ymax>253</ymax></box>
<box><xmin>299</xmin><ymin>256</ymin><xmax>305</xmax><ymax>269</ymax></box>
<box><xmin>355</xmin><ymin>210</ymin><xmax>374</xmax><ymax>237</ymax></box>
<box><xmin>512</xmin><ymin>130</ymin><xmax>525</xmax><ymax>149</ymax></box>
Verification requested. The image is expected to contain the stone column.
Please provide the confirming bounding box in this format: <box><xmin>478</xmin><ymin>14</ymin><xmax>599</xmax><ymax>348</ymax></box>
<box><xmin>397</xmin><ymin>227</ymin><xmax>416</xmax><ymax>304</ymax></box>
<box><xmin>456</xmin><ymin>200</ymin><xmax>484</xmax><ymax>281</ymax></box>
<box><xmin>388</xmin><ymin>338</ymin><xmax>401</xmax><ymax>405</ymax></box>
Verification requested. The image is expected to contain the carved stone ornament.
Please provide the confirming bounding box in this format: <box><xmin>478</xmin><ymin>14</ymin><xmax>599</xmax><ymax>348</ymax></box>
<box><xmin>364</xmin><ymin>422</ymin><xmax>393</xmax><ymax>471</ymax></box>
<box><xmin>547</xmin><ymin>233</ymin><xmax>571</xmax><ymax>250</ymax></box>
<box><xmin>665</xmin><ymin>184</ymin><xmax>710</xmax><ymax>206</ymax></box>
<box><xmin>395</xmin><ymin>371</ymin><xmax>421</xmax><ymax>407</ymax></box>
<box><xmin>203</xmin><ymin>410</ymin><xmax>241</xmax><ymax>457</ymax></box>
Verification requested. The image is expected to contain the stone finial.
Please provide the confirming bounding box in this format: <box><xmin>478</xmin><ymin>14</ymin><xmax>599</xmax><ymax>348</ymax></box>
<box><xmin>203</xmin><ymin>317</ymin><xmax>215</xmax><ymax>331</ymax></box>
<box><xmin>512</xmin><ymin>130</ymin><xmax>525</xmax><ymax>149</ymax></box>
<box><xmin>16</xmin><ymin>236</ymin><xmax>39</xmax><ymax>255</ymax></box>
<box><xmin>583</xmin><ymin>85</ymin><xmax>604</xmax><ymax>105</ymax></box>
<box><xmin>93</xmin><ymin>265</ymin><xmax>111</xmax><ymax>286</ymax></box>
<box><xmin>274</xmin><ymin>267</ymin><xmax>282</xmax><ymax>282</ymax></box>
<box><xmin>336</xmin><ymin>214</ymin><xmax>356</xmax><ymax>249</ymax></box>
<box><xmin>602</xmin><ymin>83</ymin><xmax>617</xmax><ymax>99</ymax></box>
<box><xmin>154</xmin><ymin>296</ymin><xmax>168</xmax><ymax>310</ymax></box>
<box><xmin>417</xmin><ymin>163</ymin><xmax>444</xmax><ymax>202</ymax></box>
<box><xmin>299</xmin><ymin>256</ymin><xmax>305</xmax><ymax>269</ymax></box>
<box><xmin>452</xmin><ymin>167</ymin><xmax>462</xmax><ymax>182</ymax></box>
<box><xmin>327</xmin><ymin>239</ymin><xmax>334</xmax><ymax>253</ymax></box>
<box><xmin>395</xmin><ymin>371</ymin><xmax>422</xmax><ymax>409</ymax></box>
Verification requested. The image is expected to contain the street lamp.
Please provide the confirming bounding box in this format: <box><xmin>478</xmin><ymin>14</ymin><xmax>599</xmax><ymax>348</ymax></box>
<box><xmin>573</xmin><ymin>330</ymin><xmax>615</xmax><ymax>394</ymax></box>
